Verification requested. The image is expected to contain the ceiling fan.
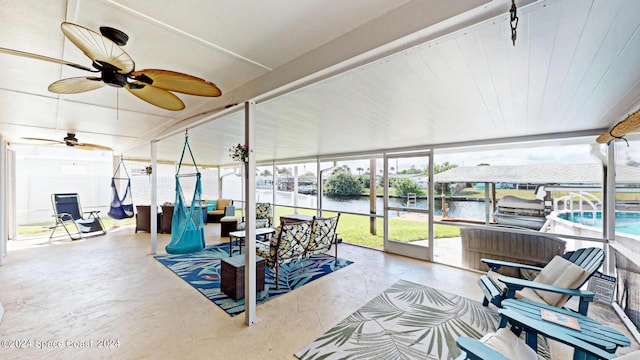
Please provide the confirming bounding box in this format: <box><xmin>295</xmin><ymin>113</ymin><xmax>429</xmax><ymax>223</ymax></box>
<box><xmin>0</xmin><ymin>22</ymin><xmax>222</xmax><ymax>111</ymax></box>
<box><xmin>22</xmin><ymin>132</ymin><xmax>112</xmax><ymax>151</ymax></box>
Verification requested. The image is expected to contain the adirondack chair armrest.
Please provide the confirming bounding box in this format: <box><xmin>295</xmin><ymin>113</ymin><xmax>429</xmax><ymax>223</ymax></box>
<box><xmin>498</xmin><ymin>275</ymin><xmax>595</xmax><ymax>314</ymax></box>
<box><xmin>481</xmin><ymin>258</ymin><xmax>544</xmax><ymax>272</ymax></box>
<box><xmin>456</xmin><ymin>336</ymin><xmax>510</xmax><ymax>360</ymax></box>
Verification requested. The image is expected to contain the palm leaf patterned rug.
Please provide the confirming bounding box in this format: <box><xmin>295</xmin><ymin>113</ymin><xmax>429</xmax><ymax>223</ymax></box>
<box><xmin>154</xmin><ymin>243</ymin><xmax>353</xmax><ymax>317</ymax></box>
<box><xmin>296</xmin><ymin>279</ymin><xmax>550</xmax><ymax>360</ymax></box>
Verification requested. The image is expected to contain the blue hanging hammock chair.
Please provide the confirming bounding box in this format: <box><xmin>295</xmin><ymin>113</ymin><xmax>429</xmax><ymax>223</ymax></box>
<box><xmin>165</xmin><ymin>133</ymin><xmax>205</xmax><ymax>254</ymax></box>
<box><xmin>108</xmin><ymin>157</ymin><xmax>134</xmax><ymax>220</ymax></box>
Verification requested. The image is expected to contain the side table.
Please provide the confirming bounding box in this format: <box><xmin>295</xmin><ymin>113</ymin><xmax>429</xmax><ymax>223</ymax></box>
<box><xmin>500</xmin><ymin>298</ymin><xmax>630</xmax><ymax>357</ymax></box>
<box><xmin>220</xmin><ymin>255</ymin><xmax>265</xmax><ymax>300</ymax></box>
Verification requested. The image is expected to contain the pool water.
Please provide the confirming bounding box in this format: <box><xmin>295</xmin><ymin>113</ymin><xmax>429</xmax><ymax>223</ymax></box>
<box><xmin>558</xmin><ymin>211</ymin><xmax>640</xmax><ymax>236</ymax></box>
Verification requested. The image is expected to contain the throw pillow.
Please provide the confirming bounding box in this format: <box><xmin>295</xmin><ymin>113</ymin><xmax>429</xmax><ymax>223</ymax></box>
<box><xmin>206</xmin><ymin>201</ymin><xmax>217</xmax><ymax>212</ymax></box>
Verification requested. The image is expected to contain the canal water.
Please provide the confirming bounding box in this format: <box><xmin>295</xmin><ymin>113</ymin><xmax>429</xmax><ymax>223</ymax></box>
<box><xmin>254</xmin><ymin>190</ymin><xmax>488</xmax><ymax>220</ymax></box>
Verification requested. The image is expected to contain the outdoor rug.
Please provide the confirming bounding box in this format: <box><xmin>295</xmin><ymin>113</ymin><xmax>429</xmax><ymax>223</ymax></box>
<box><xmin>154</xmin><ymin>243</ymin><xmax>353</xmax><ymax>317</ymax></box>
<box><xmin>295</xmin><ymin>279</ymin><xmax>550</xmax><ymax>360</ymax></box>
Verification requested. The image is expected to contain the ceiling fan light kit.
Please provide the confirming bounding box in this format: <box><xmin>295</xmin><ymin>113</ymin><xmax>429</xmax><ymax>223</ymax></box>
<box><xmin>99</xmin><ymin>26</ymin><xmax>129</xmax><ymax>46</ymax></box>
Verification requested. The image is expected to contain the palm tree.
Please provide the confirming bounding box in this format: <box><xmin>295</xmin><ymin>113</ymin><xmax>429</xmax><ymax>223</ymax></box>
<box><xmin>356</xmin><ymin>167</ymin><xmax>364</xmax><ymax>175</ymax></box>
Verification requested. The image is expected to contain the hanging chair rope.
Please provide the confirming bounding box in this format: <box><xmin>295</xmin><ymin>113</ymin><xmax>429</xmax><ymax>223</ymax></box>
<box><xmin>165</xmin><ymin>131</ymin><xmax>205</xmax><ymax>254</ymax></box>
<box><xmin>108</xmin><ymin>157</ymin><xmax>135</xmax><ymax>220</ymax></box>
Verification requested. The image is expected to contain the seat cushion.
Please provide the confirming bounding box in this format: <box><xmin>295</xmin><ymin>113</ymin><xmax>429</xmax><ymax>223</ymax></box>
<box><xmin>487</xmin><ymin>270</ymin><xmax>508</xmax><ymax>293</ymax></box>
<box><xmin>256</xmin><ymin>241</ymin><xmax>273</xmax><ymax>266</ymax></box>
<box><xmin>236</xmin><ymin>219</ymin><xmax>268</xmax><ymax>231</ymax></box>
<box><xmin>532</xmin><ymin>255</ymin><xmax>590</xmax><ymax>307</ymax></box>
<box><xmin>484</xmin><ymin>328</ymin><xmax>544</xmax><ymax>360</ymax></box>
<box><xmin>515</xmin><ymin>287</ymin><xmax>547</xmax><ymax>304</ymax></box>
<box><xmin>216</xmin><ymin>199</ymin><xmax>232</xmax><ymax>210</ymax></box>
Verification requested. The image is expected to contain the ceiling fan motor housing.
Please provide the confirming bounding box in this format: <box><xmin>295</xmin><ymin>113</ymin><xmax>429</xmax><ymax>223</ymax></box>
<box><xmin>64</xmin><ymin>133</ymin><xmax>78</xmax><ymax>146</ymax></box>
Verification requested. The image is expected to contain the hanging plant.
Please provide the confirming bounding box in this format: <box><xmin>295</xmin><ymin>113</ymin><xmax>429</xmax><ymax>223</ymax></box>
<box><xmin>145</xmin><ymin>165</ymin><xmax>153</xmax><ymax>176</ymax></box>
<box><xmin>229</xmin><ymin>143</ymin><xmax>252</xmax><ymax>162</ymax></box>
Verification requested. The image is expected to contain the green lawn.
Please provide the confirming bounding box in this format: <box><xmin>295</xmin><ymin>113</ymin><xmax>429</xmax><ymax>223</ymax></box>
<box><xmin>17</xmin><ymin>202</ymin><xmax>457</xmax><ymax>251</ymax></box>
<box><xmin>18</xmin><ymin>217</ymin><xmax>136</xmax><ymax>236</ymax></box>
<box><xmin>274</xmin><ymin>206</ymin><xmax>460</xmax><ymax>250</ymax></box>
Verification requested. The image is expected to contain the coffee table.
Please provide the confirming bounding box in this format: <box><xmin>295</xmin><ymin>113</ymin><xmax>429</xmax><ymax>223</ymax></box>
<box><xmin>228</xmin><ymin>227</ymin><xmax>276</xmax><ymax>256</ymax></box>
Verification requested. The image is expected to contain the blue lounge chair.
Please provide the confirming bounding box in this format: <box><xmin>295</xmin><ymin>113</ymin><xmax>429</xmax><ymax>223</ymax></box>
<box><xmin>50</xmin><ymin>193</ymin><xmax>106</xmax><ymax>240</ymax></box>
<box><xmin>477</xmin><ymin>247</ymin><xmax>605</xmax><ymax>315</ymax></box>
<box><xmin>456</xmin><ymin>306</ymin><xmax>633</xmax><ymax>360</ymax></box>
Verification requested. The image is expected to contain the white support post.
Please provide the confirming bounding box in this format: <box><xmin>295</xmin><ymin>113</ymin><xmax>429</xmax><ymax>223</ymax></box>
<box><xmin>0</xmin><ymin>136</ymin><xmax>5</xmax><ymax>323</ymax></box>
<box><xmin>244</xmin><ymin>101</ymin><xmax>257</xmax><ymax>325</ymax></box>
<box><xmin>293</xmin><ymin>166</ymin><xmax>299</xmax><ymax>212</ymax></box>
<box><xmin>427</xmin><ymin>151</ymin><xmax>434</xmax><ymax>262</ymax></box>
<box><xmin>271</xmin><ymin>162</ymin><xmax>276</xmax><ymax>207</ymax></box>
<box><xmin>0</xmin><ymin>136</ymin><xmax>6</xmax><ymax>264</ymax></box>
<box><xmin>111</xmin><ymin>155</ymin><xmax>121</xmax><ymax>228</ymax></box>
<box><xmin>150</xmin><ymin>141</ymin><xmax>158</xmax><ymax>254</ymax></box>
<box><xmin>317</xmin><ymin>161</ymin><xmax>322</xmax><ymax>217</ymax></box>
<box><xmin>383</xmin><ymin>156</ymin><xmax>388</xmax><ymax>252</ymax></box>
<box><xmin>605</xmin><ymin>144</ymin><xmax>616</xmax><ymax>274</ymax></box>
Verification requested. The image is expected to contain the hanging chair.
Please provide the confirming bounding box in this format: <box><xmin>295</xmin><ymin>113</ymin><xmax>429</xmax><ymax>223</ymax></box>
<box><xmin>165</xmin><ymin>133</ymin><xmax>205</xmax><ymax>254</ymax></box>
<box><xmin>108</xmin><ymin>157</ymin><xmax>135</xmax><ymax>220</ymax></box>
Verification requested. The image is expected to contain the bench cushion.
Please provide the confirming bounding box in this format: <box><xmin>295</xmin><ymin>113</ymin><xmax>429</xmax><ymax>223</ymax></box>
<box><xmin>487</xmin><ymin>270</ymin><xmax>508</xmax><ymax>293</ymax></box>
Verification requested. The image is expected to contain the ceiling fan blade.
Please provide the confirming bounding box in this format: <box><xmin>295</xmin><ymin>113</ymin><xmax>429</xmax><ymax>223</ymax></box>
<box><xmin>0</xmin><ymin>47</ymin><xmax>96</xmax><ymax>72</ymax></box>
<box><xmin>125</xmin><ymin>82</ymin><xmax>185</xmax><ymax>111</ymax></box>
<box><xmin>48</xmin><ymin>77</ymin><xmax>105</xmax><ymax>94</ymax></box>
<box><xmin>61</xmin><ymin>22</ymin><xmax>134</xmax><ymax>74</ymax></box>
<box><xmin>76</xmin><ymin>143</ymin><xmax>112</xmax><ymax>151</ymax></box>
<box><xmin>132</xmin><ymin>69</ymin><xmax>221</xmax><ymax>97</ymax></box>
<box><xmin>21</xmin><ymin>137</ymin><xmax>65</xmax><ymax>145</ymax></box>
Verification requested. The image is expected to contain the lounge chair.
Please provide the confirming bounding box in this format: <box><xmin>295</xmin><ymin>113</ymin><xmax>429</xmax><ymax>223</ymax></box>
<box><xmin>456</xmin><ymin>306</ymin><xmax>634</xmax><ymax>360</ymax></box>
<box><xmin>49</xmin><ymin>193</ymin><xmax>106</xmax><ymax>240</ymax></box>
<box><xmin>477</xmin><ymin>247</ymin><xmax>604</xmax><ymax>315</ymax></box>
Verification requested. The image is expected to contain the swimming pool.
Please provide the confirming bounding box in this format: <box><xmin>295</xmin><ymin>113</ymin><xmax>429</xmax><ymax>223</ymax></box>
<box><xmin>557</xmin><ymin>211</ymin><xmax>640</xmax><ymax>236</ymax></box>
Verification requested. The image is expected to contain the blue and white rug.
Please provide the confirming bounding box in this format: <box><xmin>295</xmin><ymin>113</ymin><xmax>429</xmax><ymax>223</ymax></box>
<box><xmin>154</xmin><ymin>243</ymin><xmax>353</xmax><ymax>316</ymax></box>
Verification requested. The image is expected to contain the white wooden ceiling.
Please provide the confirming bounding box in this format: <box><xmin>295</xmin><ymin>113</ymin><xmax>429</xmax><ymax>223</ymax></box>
<box><xmin>1</xmin><ymin>0</ymin><xmax>639</xmax><ymax>166</ymax></box>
